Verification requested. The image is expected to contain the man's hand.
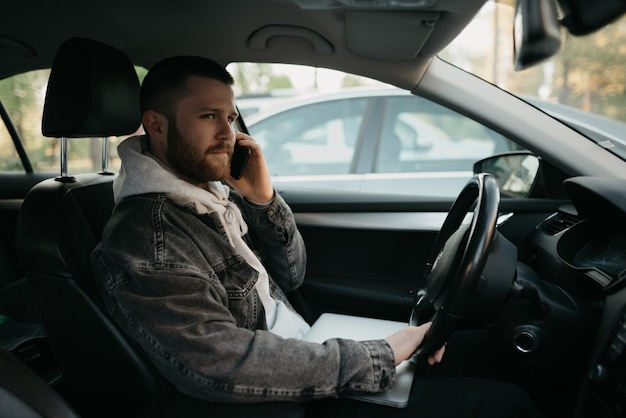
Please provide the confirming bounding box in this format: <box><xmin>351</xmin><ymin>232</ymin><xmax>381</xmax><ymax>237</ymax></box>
<box><xmin>384</xmin><ymin>322</ymin><xmax>446</xmax><ymax>366</ymax></box>
<box><xmin>226</xmin><ymin>131</ymin><xmax>274</xmax><ymax>204</ymax></box>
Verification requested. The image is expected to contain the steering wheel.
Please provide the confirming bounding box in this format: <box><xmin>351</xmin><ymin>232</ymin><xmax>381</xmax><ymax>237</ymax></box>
<box><xmin>410</xmin><ymin>173</ymin><xmax>504</xmax><ymax>357</ymax></box>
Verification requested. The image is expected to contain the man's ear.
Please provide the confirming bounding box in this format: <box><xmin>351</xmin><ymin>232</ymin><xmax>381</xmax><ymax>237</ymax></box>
<box><xmin>142</xmin><ymin>110</ymin><xmax>168</xmax><ymax>144</ymax></box>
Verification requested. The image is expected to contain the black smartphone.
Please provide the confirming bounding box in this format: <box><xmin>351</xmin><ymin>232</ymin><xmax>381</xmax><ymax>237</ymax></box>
<box><xmin>230</xmin><ymin>140</ymin><xmax>250</xmax><ymax>180</ymax></box>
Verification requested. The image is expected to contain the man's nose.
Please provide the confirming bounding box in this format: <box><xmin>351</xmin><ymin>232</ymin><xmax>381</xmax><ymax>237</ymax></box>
<box><xmin>218</xmin><ymin>120</ymin><xmax>236</xmax><ymax>140</ymax></box>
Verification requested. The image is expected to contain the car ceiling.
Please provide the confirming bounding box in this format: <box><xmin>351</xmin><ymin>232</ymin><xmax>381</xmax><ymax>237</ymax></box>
<box><xmin>1</xmin><ymin>0</ymin><xmax>487</xmax><ymax>89</ymax></box>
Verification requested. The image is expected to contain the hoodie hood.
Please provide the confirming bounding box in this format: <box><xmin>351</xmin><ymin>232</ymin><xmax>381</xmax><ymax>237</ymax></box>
<box><xmin>114</xmin><ymin>135</ymin><xmax>247</xmax><ymax>245</ymax></box>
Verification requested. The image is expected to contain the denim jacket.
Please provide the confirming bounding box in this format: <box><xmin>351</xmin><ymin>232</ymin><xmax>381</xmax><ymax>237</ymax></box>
<box><xmin>91</xmin><ymin>190</ymin><xmax>396</xmax><ymax>403</ymax></box>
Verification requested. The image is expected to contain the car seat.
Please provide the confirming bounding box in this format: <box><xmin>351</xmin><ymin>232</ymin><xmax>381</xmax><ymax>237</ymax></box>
<box><xmin>0</xmin><ymin>173</ymin><xmax>48</xmax><ymax>375</ymax></box>
<box><xmin>0</xmin><ymin>345</ymin><xmax>80</xmax><ymax>418</ymax></box>
<box><xmin>15</xmin><ymin>37</ymin><xmax>303</xmax><ymax>418</ymax></box>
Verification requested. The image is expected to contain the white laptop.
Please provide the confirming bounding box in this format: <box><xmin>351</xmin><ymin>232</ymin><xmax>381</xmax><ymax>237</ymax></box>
<box><xmin>301</xmin><ymin>313</ymin><xmax>415</xmax><ymax>408</ymax></box>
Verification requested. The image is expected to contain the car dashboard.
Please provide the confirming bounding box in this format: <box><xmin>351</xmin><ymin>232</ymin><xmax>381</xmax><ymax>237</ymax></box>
<box><xmin>522</xmin><ymin>176</ymin><xmax>626</xmax><ymax>417</ymax></box>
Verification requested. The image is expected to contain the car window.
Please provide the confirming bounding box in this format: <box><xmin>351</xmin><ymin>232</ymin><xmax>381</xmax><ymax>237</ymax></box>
<box><xmin>0</xmin><ymin>112</ymin><xmax>23</xmax><ymax>171</ymax></box>
<box><xmin>248</xmin><ymin>97</ymin><xmax>369</xmax><ymax>176</ymax></box>
<box><xmin>0</xmin><ymin>70</ymin><xmax>51</xmax><ymax>173</ymax></box>
<box><xmin>233</xmin><ymin>63</ymin><xmax>528</xmax><ymax>198</ymax></box>
<box><xmin>376</xmin><ymin>96</ymin><xmax>517</xmax><ymax>173</ymax></box>
<box><xmin>0</xmin><ymin>69</ymin><xmax>144</xmax><ymax>174</ymax></box>
<box><xmin>1</xmin><ymin>65</ymin><xmax>522</xmax><ymax>197</ymax></box>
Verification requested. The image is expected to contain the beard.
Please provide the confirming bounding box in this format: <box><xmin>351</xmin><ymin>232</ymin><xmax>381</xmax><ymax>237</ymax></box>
<box><xmin>166</xmin><ymin>120</ymin><xmax>231</xmax><ymax>184</ymax></box>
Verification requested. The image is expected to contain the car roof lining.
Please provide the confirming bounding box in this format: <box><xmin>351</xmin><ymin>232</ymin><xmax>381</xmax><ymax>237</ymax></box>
<box><xmin>0</xmin><ymin>0</ymin><xmax>486</xmax><ymax>89</ymax></box>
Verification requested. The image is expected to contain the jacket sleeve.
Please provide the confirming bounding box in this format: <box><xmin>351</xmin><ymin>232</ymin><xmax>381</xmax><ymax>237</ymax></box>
<box><xmin>231</xmin><ymin>190</ymin><xmax>307</xmax><ymax>293</ymax></box>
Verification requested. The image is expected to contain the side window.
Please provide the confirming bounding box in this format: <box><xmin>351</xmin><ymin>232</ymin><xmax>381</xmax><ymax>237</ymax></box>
<box><xmin>375</xmin><ymin>96</ymin><xmax>519</xmax><ymax>173</ymax></box>
<box><xmin>248</xmin><ymin>98</ymin><xmax>369</xmax><ymax>176</ymax></box>
<box><xmin>0</xmin><ymin>70</ymin><xmax>50</xmax><ymax>172</ymax></box>
<box><xmin>0</xmin><ymin>114</ymin><xmax>23</xmax><ymax>171</ymax></box>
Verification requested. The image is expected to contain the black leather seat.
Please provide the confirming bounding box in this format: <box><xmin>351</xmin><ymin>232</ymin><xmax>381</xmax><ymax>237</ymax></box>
<box><xmin>15</xmin><ymin>36</ymin><xmax>167</xmax><ymax>418</ymax></box>
<box><xmin>0</xmin><ymin>345</ymin><xmax>80</xmax><ymax>418</ymax></box>
<box><xmin>15</xmin><ymin>37</ymin><xmax>303</xmax><ymax>418</ymax></box>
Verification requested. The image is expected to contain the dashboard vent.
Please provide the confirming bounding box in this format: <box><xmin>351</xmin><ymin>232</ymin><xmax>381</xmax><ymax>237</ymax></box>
<box><xmin>540</xmin><ymin>212</ymin><xmax>582</xmax><ymax>235</ymax></box>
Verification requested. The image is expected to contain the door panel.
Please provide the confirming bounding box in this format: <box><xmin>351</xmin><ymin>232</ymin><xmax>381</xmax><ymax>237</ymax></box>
<box><xmin>284</xmin><ymin>189</ymin><xmax>567</xmax><ymax>325</ymax></box>
<box><xmin>297</xmin><ymin>221</ymin><xmax>437</xmax><ymax>323</ymax></box>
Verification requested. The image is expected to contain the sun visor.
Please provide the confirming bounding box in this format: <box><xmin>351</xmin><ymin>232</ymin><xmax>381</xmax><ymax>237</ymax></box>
<box><xmin>345</xmin><ymin>11</ymin><xmax>440</xmax><ymax>61</ymax></box>
<box><xmin>248</xmin><ymin>25</ymin><xmax>334</xmax><ymax>54</ymax></box>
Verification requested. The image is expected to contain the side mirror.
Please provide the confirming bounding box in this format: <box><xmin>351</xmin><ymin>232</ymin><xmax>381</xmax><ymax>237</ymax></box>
<box><xmin>474</xmin><ymin>152</ymin><xmax>541</xmax><ymax>198</ymax></box>
<box><xmin>514</xmin><ymin>0</ymin><xmax>562</xmax><ymax>70</ymax></box>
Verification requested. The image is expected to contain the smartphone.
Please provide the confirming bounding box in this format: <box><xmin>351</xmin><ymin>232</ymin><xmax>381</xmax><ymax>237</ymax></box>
<box><xmin>230</xmin><ymin>140</ymin><xmax>250</xmax><ymax>180</ymax></box>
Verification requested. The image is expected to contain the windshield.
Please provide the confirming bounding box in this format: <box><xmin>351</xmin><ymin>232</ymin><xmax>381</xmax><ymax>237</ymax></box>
<box><xmin>439</xmin><ymin>0</ymin><xmax>626</xmax><ymax>160</ymax></box>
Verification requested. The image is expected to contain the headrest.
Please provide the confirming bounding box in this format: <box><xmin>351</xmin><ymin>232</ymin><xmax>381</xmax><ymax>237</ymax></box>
<box><xmin>42</xmin><ymin>37</ymin><xmax>141</xmax><ymax>138</ymax></box>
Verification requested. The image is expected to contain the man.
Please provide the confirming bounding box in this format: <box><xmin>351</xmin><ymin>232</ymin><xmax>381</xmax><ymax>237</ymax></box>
<box><xmin>91</xmin><ymin>56</ymin><xmax>542</xmax><ymax>417</ymax></box>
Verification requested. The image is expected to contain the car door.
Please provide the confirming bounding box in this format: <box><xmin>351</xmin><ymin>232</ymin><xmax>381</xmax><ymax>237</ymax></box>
<box><xmin>356</xmin><ymin>94</ymin><xmax>523</xmax><ymax>197</ymax></box>
<box><xmin>254</xmin><ymin>96</ymin><xmax>568</xmax><ymax>326</ymax></box>
<box><xmin>236</xmin><ymin>64</ymin><xmax>573</xmax><ymax>327</ymax></box>
<box><xmin>0</xmin><ymin>100</ymin><xmax>51</xmax><ymax>293</ymax></box>
<box><xmin>282</xmin><ymin>184</ymin><xmax>567</xmax><ymax>326</ymax></box>
<box><xmin>247</xmin><ymin>94</ymin><xmax>376</xmax><ymax>191</ymax></box>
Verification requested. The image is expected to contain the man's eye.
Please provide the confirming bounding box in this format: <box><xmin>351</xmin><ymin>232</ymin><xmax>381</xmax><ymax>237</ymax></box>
<box><xmin>202</xmin><ymin>114</ymin><xmax>216</xmax><ymax>120</ymax></box>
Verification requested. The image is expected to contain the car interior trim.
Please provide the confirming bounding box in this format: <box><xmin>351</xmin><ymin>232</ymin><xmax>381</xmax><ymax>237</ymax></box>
<box><xmin>247</xmin><ymin>25</ymin><xmax>334</xmax><ymax>55</ymax></box>
<box><xmin>294</xmin><ymin>212</ymin><xmax>447</xmax><ymax>231</ymax></box>
<box><xmin>344</xmin><ymin>10</ymin><xmax>439</xmax><ymax>60</ymax></box>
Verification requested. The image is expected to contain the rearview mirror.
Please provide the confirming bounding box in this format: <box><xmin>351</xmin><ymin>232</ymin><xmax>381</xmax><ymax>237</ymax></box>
<box><xmin>514</xmin><ymin>0</ymin><xmax>562</xmax><ymax>70</ymax></box>
<box><xmin>474</xmin><ymin>152</ymin><xmax>541</xmax><ymax>198</ymax></box>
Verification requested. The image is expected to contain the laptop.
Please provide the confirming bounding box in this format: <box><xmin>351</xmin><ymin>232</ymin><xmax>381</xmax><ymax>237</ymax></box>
<box><xmin>301</xmin><ymin>313</ymin><xmax>415</xmax><ymax>408</ymax></box>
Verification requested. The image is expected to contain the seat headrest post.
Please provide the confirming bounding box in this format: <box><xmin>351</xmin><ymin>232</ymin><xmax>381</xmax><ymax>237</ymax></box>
<box><xmin>100</xmin><ymin>137</ymin><xmax>114</xmax><ymax>176</ymax></box>
<box><xmin>56</xmin><ymin>136</ymin><xmax>76</xmax><ymax>183</ymax></box>
<box><xmin>43</xmin><ymin>37</ymin><xmax>140</xmax><ymax>180</ymax></box>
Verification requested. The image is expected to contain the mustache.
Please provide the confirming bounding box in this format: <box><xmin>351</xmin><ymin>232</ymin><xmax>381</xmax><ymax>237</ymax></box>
<box><xmin>205</xmin><ymin>144</ymin><xmax>232</xmax><ymax>154</ymax></box>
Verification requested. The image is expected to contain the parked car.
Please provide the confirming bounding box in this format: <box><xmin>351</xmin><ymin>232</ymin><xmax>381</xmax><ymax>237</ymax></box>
<box><xmin>243</xmin><ymin>87</ymin><xmax>522</xmax><ymax>197</ymax></box>
<box><xmin>1</xmin><ymin>1</ymin><xmax>626</xmax><ymax>418</ymax></box>
<box><xmin>243</xmin><ymin>88</ymin><xmax>626</xmax><ymax>198</ymax></box>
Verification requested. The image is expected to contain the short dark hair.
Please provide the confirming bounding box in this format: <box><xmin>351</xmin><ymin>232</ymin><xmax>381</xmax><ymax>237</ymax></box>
<box><xmin>140</xmin><ymin>56</ymin><xmax>235</xmax><ymax>119</ymax></box>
